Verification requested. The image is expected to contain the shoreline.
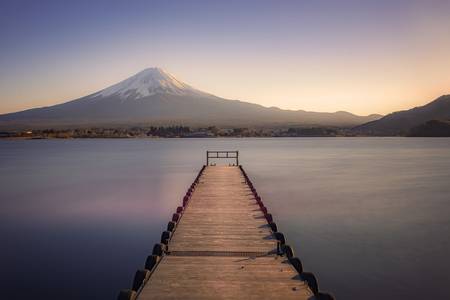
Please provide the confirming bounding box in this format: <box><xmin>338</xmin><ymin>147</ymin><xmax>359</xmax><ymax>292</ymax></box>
<box><xmin>1</xmin><ymin>135</ymin><xmax>445</xmax><ymax>140</ymax></box>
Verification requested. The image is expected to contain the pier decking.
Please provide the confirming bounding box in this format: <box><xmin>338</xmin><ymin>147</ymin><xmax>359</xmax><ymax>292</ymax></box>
<box><xmin>118</xmin><ymin>152</ymin><xmax>333</xmax><ymax>300</ymax></box>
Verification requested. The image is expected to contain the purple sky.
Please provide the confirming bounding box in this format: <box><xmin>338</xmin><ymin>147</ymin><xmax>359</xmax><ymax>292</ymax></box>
<box><xmin>1</xmin><ymin>0</ymin><xmax>449</xmax><ymax>115</ymax></box>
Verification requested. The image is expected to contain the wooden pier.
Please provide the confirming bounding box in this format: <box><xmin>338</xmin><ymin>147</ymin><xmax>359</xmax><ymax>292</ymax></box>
<box><xmin>118</xmin><ymin>151</ymin><xmax>333</xmax><ymax>300</ymax></box>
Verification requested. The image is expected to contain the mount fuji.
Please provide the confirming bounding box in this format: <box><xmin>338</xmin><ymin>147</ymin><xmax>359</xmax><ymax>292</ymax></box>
<box><xmin>0</xmin><ymin>68</ymin><xmax>381</xmax><ymax>129</ymax></box>
<box><xmin>96</xmin><ymin>67</ymin><xmax>211</xmax><ymax>99</ymax></box>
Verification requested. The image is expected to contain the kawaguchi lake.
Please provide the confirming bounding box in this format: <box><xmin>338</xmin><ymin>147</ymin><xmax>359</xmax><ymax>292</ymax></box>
<box><xmin>1</xmin><ymin>138</ymin><xmax>449</xmax><ymax>300</ymax></box>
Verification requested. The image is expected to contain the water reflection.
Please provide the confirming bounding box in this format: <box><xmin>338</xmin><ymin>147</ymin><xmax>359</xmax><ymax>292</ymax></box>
<box><xmin>0</xmin><ymin>138</ymin><xmax>449</xmax><ymax>299</ymax></box>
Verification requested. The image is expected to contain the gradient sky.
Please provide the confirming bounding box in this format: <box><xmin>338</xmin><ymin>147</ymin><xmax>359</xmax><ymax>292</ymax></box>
<box><xmin>1</xmin><ymin>0</ymin><xmax>449</xmax><ymax>115</ymax></box>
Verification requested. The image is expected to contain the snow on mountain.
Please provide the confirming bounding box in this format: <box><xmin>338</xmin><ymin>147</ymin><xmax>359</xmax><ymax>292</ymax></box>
<box><xmin>96</xmin><ymin>67</ymin><xmax>203</xmax><ymax>99</ymax></box>
<box><xmin>0</xmin><ymin>67</ymin><xmax>383</xmax><ymax>129</ymax></box>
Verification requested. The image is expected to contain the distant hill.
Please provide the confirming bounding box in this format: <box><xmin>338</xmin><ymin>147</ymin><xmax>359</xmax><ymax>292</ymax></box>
<box><xmin>354</xmin><ymin>95</ymin><xmax>450</xmax><ymax>135</ymax></box>
<box><xmin>0</xmin><ymin>68</ymin><xmax>381</xmax><ymax>130</ymax></box>
<box><xmin>409</xmin><ymin>120</ymin><xmax>450</xmax><ymax>137</ymax></box>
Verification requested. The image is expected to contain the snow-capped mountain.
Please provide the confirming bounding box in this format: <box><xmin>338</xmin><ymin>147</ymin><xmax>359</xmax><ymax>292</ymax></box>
<box><xmin>0</xmin><ymin>67</ymin><xmax>382</xmax><ymax>129</ymax></box>
<box><xmin>96</xmin><ymin>68</ymin><xmax>207</xmax><ymax>99</ymax></box>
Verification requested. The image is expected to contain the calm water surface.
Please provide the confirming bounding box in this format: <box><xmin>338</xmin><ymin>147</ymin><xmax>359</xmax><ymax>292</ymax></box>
<box><xmin>1</xmin><ymin>138</ymin><xmax>449</xmax><ymax>300</ymax></box>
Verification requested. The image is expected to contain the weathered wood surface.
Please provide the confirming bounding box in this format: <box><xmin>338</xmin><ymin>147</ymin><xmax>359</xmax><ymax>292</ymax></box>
<box><xmin>169</xmin><ymin>166</ymin><xmax>276</xmax><ymax>253</ymax></box>
<box><xmin>139</xmin><ymin>256</ymin><xmax>312</xmax><ymax>300</ymax></box>
<box><xmin>137</xmin><ymin>166</ymin><xmax>314</xmax><ymax>300</ymax></box>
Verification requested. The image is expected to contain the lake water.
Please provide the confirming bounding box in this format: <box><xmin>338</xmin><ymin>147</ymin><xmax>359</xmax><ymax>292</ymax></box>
<box><xmin>1</xmin><ymin>138</ymin><xmax>449</xmax><ymax>300</ymax></box>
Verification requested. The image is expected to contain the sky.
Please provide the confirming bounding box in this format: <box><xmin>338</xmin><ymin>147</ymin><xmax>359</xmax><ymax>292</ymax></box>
<box><xmin>0</xmin><ymin>0</ymin><xmax>449</xmax><ymax>115</ymax></box>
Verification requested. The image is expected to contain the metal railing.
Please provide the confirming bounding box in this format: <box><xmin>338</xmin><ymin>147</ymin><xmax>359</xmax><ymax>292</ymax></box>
<box><xmin>206</xmin><ymin>150</ymin><xmax>239</xmax><ymax>166</ymax></box>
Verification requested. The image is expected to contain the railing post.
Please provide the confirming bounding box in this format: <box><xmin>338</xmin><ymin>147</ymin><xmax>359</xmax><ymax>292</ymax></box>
<box><xmin>205</xmin><ymin>150</ymin><xmax>239</xmax><ymax>165</ymax></box>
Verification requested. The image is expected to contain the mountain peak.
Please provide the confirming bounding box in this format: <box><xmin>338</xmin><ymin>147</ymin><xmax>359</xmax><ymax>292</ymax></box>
<box><xmin>97</xmin><ymin>67</ymin><xmax>199</xmax><ymax>99</ymax></box>
<box><xmin>138</xmin><ymin>67</ymin><xmax>171</xmax><ymax>77</ymax></box>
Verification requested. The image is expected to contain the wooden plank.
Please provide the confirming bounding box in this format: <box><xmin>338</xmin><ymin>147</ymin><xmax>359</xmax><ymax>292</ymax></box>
<box><xmin>168</xmin><ymin>166</ymin><xmax>276</xmax><ymax>253</ymax></box>
<box><xmin>138</xmin><ymin>256</ymin><xmax>313</xmax><ymax>300</ymax></box>
<box><xmin>136</xmin><ymin>166</ymin><xmax>313</xmax><ymax>299</ymax></box>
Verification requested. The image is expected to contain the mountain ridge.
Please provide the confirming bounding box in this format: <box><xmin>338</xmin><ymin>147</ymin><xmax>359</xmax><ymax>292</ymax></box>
<box><xmin>0</xmin><ymin>67</ymin><xmax>382</xmax><ymax>130</ymax></box>
<box><xmin>354</xmin><ymin>95</ymin><xmax>450</xmax><ymax>135</ymax></box>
